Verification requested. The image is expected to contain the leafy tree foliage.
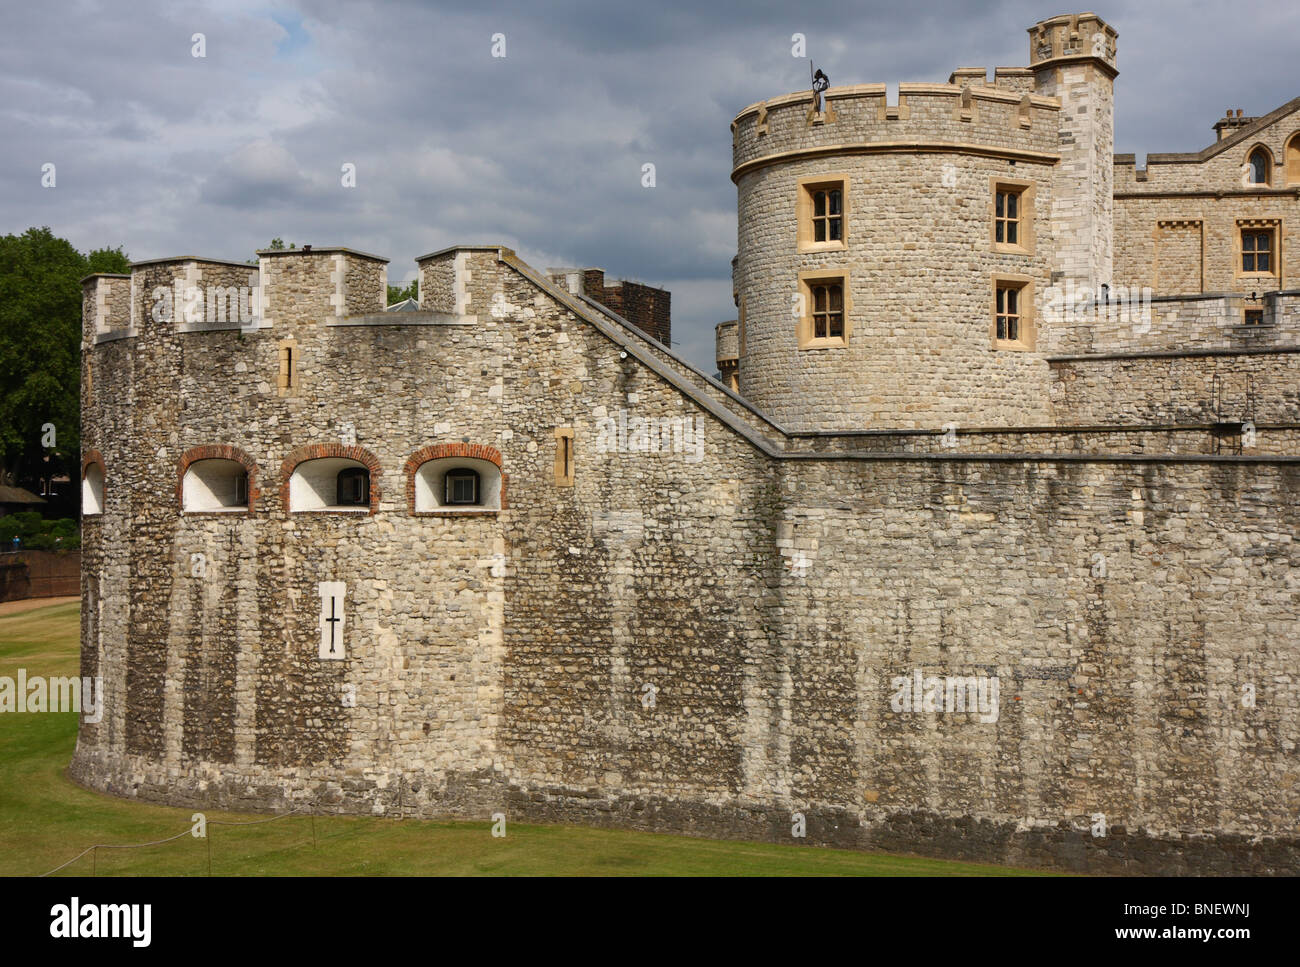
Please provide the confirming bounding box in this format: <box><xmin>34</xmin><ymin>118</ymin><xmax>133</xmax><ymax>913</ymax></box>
<box><xmin>387</xmin><ymin>280</ymin><xmax>418</xmax><ymax>305</ymax></box>
<box><xmin>0</xmin><ymin>227</ymin><xmax>129</xmax><ymax>492</ymax></box>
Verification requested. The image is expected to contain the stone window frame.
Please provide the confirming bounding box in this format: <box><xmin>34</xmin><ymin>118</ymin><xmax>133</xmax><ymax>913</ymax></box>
<box><xmin>277</xmin><ymin>337</ymin><xmax>298</xmax><ymax>397</ymax></box>
<box><xmin>553</xmin><ymin>428</ymin><xmax>575</xmax><ymax>486</ymax></box>
<box><xmin>1245</xmin><ymin>144</ymin><xmax>1273</xmax><ymax>187</ymax></box>
<box><xmin>403</xmin><ymin>443</ymin><xmax>506</xmax><ymax>517</ymax></box>
<box><xmin>796</xmin><ymin>268</ymin><xmax>851</xmax><ymax>350</ymax></box>
<box><xmin>1242</xmin><ymin>306</ymin><xmax>1266</xmax><ymax>327</ymax></box>
<box><xmin>177</xmin><ymin>444</ymin><xmax>260</xmax><ymax>516</ymax></box>
<box><xmin>990</xmin><ymin>274</ymin><xmax>1036</xmax><ymax>351</ymax></box>
<box><xmin>81</xmin><ymin>450</ymin><xmax>106</xmax><ymax>519</ymax></box>
<box><xmin>1287</xmin><ymin>131</ymin><xmax>1300</xmax><ymax>186</ymax></box>
<box><xmin>989</xmin><ymin>177</ymin><xmax>1036</xmax><ymax>255</ymax></box>
<box><xmin>1235</xmin><ymin>219</ymin><xmax>1281</xmax><ymax>282</ymax></box>
<box><xmin>796</xmin><ymin>174</ymin><xmax>850</xmax><ymax>253</ymax></box>
<box><xmin>281</xmin><ymin>443</ymin><xmax>382</xmax><ymax>515</ymax></box>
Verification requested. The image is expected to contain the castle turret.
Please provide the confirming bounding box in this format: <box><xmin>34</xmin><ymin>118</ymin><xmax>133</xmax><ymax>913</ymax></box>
<box><xmin>730</xmin><ymin>36</ymin><xmax>1073</xmax><ymax>430</ymax></box>
<box><xmin>1028</xmin><ymin>12</ymin><xmax>1118</xmax><ymax>353</ymax></box>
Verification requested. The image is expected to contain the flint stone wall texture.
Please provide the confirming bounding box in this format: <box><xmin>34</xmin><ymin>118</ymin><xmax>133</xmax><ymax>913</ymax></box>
<box><xmin>73</xmin><ymin>247</ymin><xmax>1300</xmax><ymax>874</ymax></box>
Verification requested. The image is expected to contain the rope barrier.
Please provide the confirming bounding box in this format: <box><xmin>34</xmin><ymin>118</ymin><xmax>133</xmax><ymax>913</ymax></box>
<box><xmin>37</xmin><ymin>802</ymin><xmax>319</xmax><ymax>877</ymax></box>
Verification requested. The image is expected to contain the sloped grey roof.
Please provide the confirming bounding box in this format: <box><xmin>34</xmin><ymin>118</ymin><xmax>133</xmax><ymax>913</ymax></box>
<box><xmin>0</xmin><ymin>485</ymin><xmax>45</xmax><ymax>505</ymax></box>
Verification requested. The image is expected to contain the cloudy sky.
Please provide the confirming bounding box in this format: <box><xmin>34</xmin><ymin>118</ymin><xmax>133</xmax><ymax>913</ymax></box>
<box><xmin>3</xmin><ymin>0</ymin><xmax>1296</xmax><ymax>370</ymax></box>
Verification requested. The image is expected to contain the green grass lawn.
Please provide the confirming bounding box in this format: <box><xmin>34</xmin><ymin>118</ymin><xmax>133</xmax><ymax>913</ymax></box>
<box><xmin>0</xmin><ymin>600</ymin><xmax>1046</xmax><ymax>876</ymax></box>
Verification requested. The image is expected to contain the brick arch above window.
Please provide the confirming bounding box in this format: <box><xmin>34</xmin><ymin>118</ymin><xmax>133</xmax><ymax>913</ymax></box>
<box><xmin>81</xmin><ymin>449</ymin><xmax>106</xmax><ymax>480</ymax></box>
<box><xmin>82</xmin><ymin>449</ymin><xmax>106</xmax><ymax>518</ymax></box>
<box><xmin>280</xmin><ymin>443</ymin><xmax>383</xmax><ymax>514</ymax></box>
<box><xmin>177</xmin><ymin>444</ymin><xmax>261</xmax><ymax>514</ymax></box>
<box><xmin>403</xmin><ymin>443</ymin><xmax>507</xmax><ymax>514</ymax></box>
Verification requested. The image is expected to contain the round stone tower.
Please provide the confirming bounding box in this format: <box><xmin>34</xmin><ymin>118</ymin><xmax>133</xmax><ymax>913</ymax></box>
<box><xmin>728</xmin><ymin>13</ymin><xmax>1117</xmax><ymax>432</ymax></box>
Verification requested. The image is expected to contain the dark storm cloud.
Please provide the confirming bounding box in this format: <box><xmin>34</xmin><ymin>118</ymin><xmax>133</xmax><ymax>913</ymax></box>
<box><xmin>2</xmin><ymin>0</ymin><xmax>1296</xmax><ymax>369</ymax></box>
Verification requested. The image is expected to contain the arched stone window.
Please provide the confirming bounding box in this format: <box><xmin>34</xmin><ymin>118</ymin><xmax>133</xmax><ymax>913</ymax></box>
<box><xmin>183</xmin><ymin>460</ymin><xmax>248</xmax><ymax>512</ymax></box>
<box><xmin>81</xmin><ymin>451</ymin><xmax>105</xmax><ymax>517</ymax></box>
<box><xmin>1287</xmin><ymin>132</ymin><xmax>1300</xmax><ymax>185</ymax></box>
<box><xmin>405</xmin><ymin>444</ymin><xmax>505</xmax><ymax>515</ymax></box>
<box><xmin>1247</xmin><ymin>146</ymin><xmax>1271</xmax><ymax>185</ymax></box>
<box><xmin>281</xmin><ymin>444</ymin><xmax>381</xmax><ymax>514</ymax></box>
<box><xmin>178</xmin><ymin>445</ymin><xmax>259</xmax><ymax>514</ymax></box>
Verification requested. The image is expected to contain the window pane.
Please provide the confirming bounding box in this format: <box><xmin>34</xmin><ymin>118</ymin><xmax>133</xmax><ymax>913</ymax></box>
<box><xmin>829</xmin><ymin>218</ymin><xmax>841</xmax><ymax>241</ymax></box>
<box><xmin>996</xmin><ymin>222</ymin><xmax>1004</xmax><ymax>243</ymax></box>
<box><xmin>814</xmin><ymin>220</ymin><xmax>825</xmax><ymax>242</ymax></box>
<box><xmin>997</xmin><ymin>318</ymin><xmax>1006</xmax><ymax>340</ymax></box>
<box><xmin>814</xmin><ymin>191</ymin><xmax>825</xmax><ymax>217</ymax></box>
<box><xmin>1259</xmin><ymin>253</ymin><xmax>1270</xmax><ymax>272</ymax></box>
<box><xmin>1007</xmin><ymin>193</ymin><xmax>1018</xmax><ymax>218</ymax></box>
<box><xmin>829</xmin><ymin>190</ymin><xmax>841</xmax><ymax>215</ymax></box>
<box><xmin>1007</xmin><ymin>288</ymin><xmax>1018</xmax><ymax>313</ymax></box>
<box><xmin>829</xmin><ymin>285</ymin><xmax>843</xmax><ymax>311</ymax></box>
<box><xmin>1008</xmin><ymin>318</ymin><xmax>1018</xmax><ymax>341</ymax></box>
<box><xmin>1006</xmin><ymin>222</ymin><xmax>1017</xmax><ymax>244</ymax></box>
<box><xmin>814</xmin><ymin>286</ymin><xmax>826</xmax><ymax>312</ymax></box>
<box><xmin>996</xmin><ymin>288</ymin><xmax>1005</xmax><ymax>313</ymax></box>
<box><xmin>995</xmin><ymin>194</ymin><xmax>1004</xmax><ymax>218</ymax></box>
<box><xmin>829</xmin><ymin>313</ymin><xmax>843</xmax><ymax>338</ymax></box>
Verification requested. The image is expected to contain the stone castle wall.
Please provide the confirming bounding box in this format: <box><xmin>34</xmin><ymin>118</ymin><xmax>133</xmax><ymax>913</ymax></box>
<box><xmin>1113</xmin><ymin>97</ymin><xmax>1300</xmax><ymax>295</ymax></box>
<box><xmin>73</xmin><ymin>245</ymin><xmax>1300</xmax><ymax>873</ymax></box>
<box><xmin>1049</xmin><ymin>349</ymin><xmax>1300</xmax><ymax>425</ymax></box>
<box><xmin>1114</xmin><ymin>194</ymin><xmax>1299</xmax><ymax>296</ymax></box>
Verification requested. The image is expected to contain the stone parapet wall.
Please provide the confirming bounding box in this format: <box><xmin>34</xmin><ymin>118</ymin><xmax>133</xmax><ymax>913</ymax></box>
<box><xmin>72</xmin><ymin>243</ymin><xmax>1300</xmax><ymax>874</ymax></box>
<box><xmin>1049</xmin><ymin>349</ymin><xmax>1300</xmax><ymax>424</ymax></box>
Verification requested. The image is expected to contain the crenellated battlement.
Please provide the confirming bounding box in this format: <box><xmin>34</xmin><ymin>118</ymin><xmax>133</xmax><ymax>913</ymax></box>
<box><xmin>731</xmin><ymin>81</ymin><xmax>1061</xmax><ymax>179</ymax></box>
<box><xmin>1028</xmin><ymin>11</ymin><xmax>1117</xmax><ymax>73</ymax></box>
<box><xmin>80</xmin><ymin>247</ymin><xmax>420</xmax><ymax>345</ymax></box>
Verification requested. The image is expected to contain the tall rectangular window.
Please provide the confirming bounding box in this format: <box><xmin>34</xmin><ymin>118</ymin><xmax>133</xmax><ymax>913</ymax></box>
<box><xmin>798</xmin><ymin>177</ymin><xmax>849</xmax><ymax>251</ymax></box>
<box><xmin>990</xmin><ymin>178</ymin><xmax>1034</xmax><ymax>254</ymax></box>
<box><xmin>554</xmin><ymin>427</ymin><xmax>575</xmax><ymax>486</ymax></box>
<box><xmin>1242</xmin><ymin>230</ymin><xmax>1272</xmax><ymax>273</ymax></box>
<box><xmin>797</xmin><ymin>271</ymin><xmax>850</xmax><ymax>349</ymax></box>
<box><xmin>811</xmin><ymin>187</ymin><xmax>843</xmax><ymax>243</ymax></box>
<box><xmin>277</xmin><ymin>338</ymin><xmax>298</xmax><ymax>397</ymax></box>
<box><xmin>991</xmin><ymin>276</ymin><xmax>1034</xmax><ymax>350</ymax></box>
<box><xmin>811</xmin><ymin>282</ymin><xmax>844</xmax><ymax>339</ymax></box>
<box><xmin>995</xmin><ymin>285</ymin><xmax>1020</xmax><ymax>342</ymax></box>
<box><xmin>995</xmin><ymin>189</ymin><xmax>1020</xmax><ymax>245</ymax></box>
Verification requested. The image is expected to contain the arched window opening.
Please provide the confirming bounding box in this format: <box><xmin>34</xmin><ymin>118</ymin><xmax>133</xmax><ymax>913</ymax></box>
<box><xmin>413</xmin><ymin>457</ymin><xmax>501</xmax><ymax>513</ymax></box>
<box><xmin>1247</xmin><ymin>147</ymin><xmax>1270</xmax><ymax>186</ymax></box>
<box><xmin>183</xmin><ymin>458</ymin><xmax>249</xmax><ymax>512</ymax></box>
<box><xmin>289</xmin><ymin>457</ymin><xmax>372</xmax><ymax>512</ymax></box>
<box><xmin>1287</xmin><ymin>133</ymin><xmax>1300</xmax><ymax>185</ymax></box>
<box><xmin>82</xmin><ymin>463</ymin><xmax>104</xmax><ymax>516</ymax></box>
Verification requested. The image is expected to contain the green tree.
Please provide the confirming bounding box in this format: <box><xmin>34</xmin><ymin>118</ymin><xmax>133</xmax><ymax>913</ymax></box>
<box><xmin>387</xmin><ymin>280</ymin><xmax>418</xmax><ymax>305</ymax></box>
<box><xmin>0</xmin><ymin>227</ymin><xmax>129</xmax><ymax>492</ymax></box>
